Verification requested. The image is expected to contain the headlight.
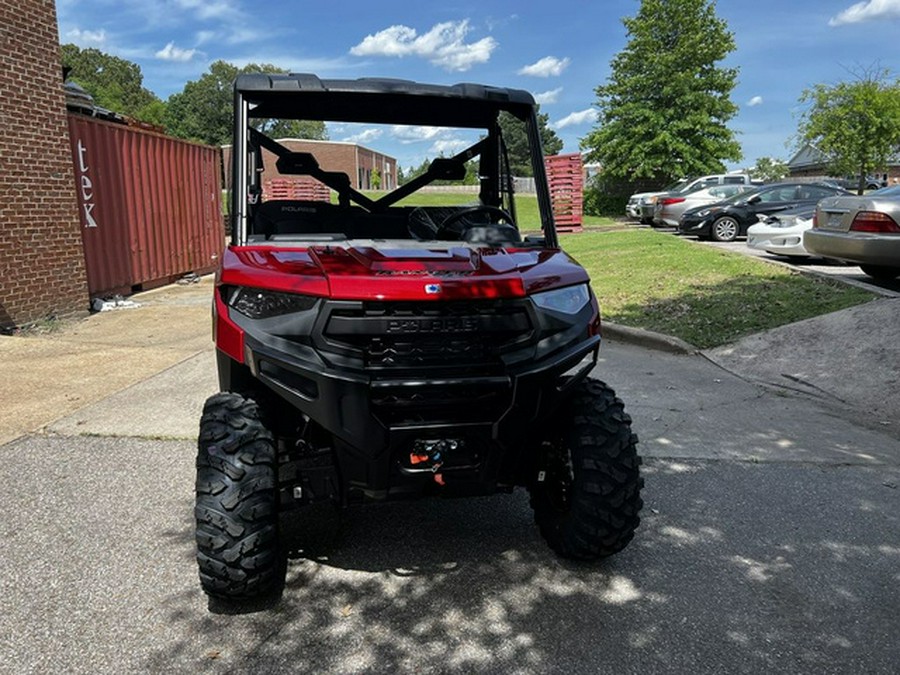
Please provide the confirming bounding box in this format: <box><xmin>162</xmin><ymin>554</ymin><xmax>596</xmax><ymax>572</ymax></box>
<box><xmin>696</xmin><ymin>207</ymin><xmax>718</xmax><ymax>218</ymax></box>
<box><xmin>228</xmin><ymin>287</ymin><xmax>318</xmax><ymax>319</ymax></box>
<box><xmin>531</xmin><ymin>284</ymin><xmax>591</xmax><ymax>315</ymax></box>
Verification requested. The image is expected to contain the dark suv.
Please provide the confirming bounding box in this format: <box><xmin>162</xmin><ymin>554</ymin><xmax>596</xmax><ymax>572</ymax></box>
<box><xmin>195</xmin><ymin>73</ymin><xmax>643</xmax><ymax>600</ymax></box>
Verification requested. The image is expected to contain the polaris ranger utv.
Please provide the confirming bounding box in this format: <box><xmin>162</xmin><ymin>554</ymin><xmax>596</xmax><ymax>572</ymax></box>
<box><xmin>196</xmin><ymin>73</ymin><xmax>643</xmax><ymax>600</ymax></box>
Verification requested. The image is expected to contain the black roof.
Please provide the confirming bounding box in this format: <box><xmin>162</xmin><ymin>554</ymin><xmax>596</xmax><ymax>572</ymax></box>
<box><xmin>235</xmin><ymin>73</ymin><xmax>536</xmax><ymax>128</ymax></box>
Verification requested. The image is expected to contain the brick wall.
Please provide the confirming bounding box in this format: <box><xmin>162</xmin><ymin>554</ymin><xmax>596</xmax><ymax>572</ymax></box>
<box><xmin>0</xmin><ymin>0</ymin><xmax>88</xmax><ymax>330</ymax></box>
<box><xmin>222</xmin><ymin>139</ymin><xmax>398</xmax><ymax>193</ymax></box>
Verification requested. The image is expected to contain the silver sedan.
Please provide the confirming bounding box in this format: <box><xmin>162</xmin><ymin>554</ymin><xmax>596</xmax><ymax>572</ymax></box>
<box><xmin>805</xmin><ymin>185</ymin><xmax>900</xmax><ymax>280</ymax></box>
<box><xmin>654</xmin><ymin>184</ymin><xmax>752</xmax><ymax>228</ymax></box>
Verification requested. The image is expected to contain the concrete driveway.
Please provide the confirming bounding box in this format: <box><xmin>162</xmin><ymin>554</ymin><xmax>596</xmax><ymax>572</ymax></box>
<box><xmin>1</xmin><ymin>272</ymin><xmax>899</xmax><ymax>673</ymax></box>
<box><xmin>694</xmin><ymin>237</ymin><xmax>900</xmax><ymax>298</ymax></box>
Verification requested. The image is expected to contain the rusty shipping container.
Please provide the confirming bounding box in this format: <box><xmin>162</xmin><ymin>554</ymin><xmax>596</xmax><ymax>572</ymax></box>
<box><xmin>67</xmin><ymin>113</ymin><xmax>224</xmax><ymax>297</ymax></box>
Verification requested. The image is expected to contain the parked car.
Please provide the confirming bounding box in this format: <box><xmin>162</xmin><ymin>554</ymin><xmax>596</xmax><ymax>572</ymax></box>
<box><xmin>628</xmin><ymin>172</ymin><xmax>753</xmax><ymax>224</ymax></box>
<box><xmin>653</xmin><ymin>184</ymin><xmax>754</xmax><ymax>228</ymax></box>
<box><xmin>746</xmin><ymin>204</ymin><xmax>816</xmax><ymax>258</ymax></box>
<box><xmin>627</xmin><ymin>178</ymin><xmax>691</xmax><ymax>222</ymax></box>
<box><xmin>678</xmin><ymin>182</ymin><xmax>851</xmax><ymax>242</ymax></box>
<box><xmin>805</xmin><ymin>185</ymin><xmax>900</xmax><ymax>280</ymax></box>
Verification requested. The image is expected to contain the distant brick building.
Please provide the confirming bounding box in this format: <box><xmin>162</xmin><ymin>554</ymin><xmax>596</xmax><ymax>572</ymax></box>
<box><xmin>223</xmin><ymin>139</ymin><xmax>398</xmax><ymax>194</ymax></box>
<box><xmin>0</xmin><ymin>0</ymin><xmax>88</xmax><ymax>329</ymax></box>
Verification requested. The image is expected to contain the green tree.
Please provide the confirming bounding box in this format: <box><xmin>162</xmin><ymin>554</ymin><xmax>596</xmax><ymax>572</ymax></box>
<box><xmin>797</xmin><ymin>69</ymin><xmax>900</xmax><ymax>194</ymax></box>
<box><xmin>166</xmin><ymin>61</ymin><xmax>328</xmax><ymax>145</ymax></box>
<box><xmin>750</xmin><ymin>156</ymin><xmax>788</xmax><ymax>182</ymax></box>
<box><xmin>580</xmin><ymin>0</ymin><xmax>742</xmax><ymax>183</ymax></box>
<box><xmin>61</xmin><ymin>44</ymin><xmax>164</xmax><ymax>123</ymax></box>
<box><xmin>498</xmin><ymin>108</ymin><xmax>563</xmax><ymax>176</ymax></box>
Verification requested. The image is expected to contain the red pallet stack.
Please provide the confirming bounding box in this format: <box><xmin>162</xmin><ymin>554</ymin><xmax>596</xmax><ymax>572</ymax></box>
<box><xmin>545</xmin><ymin>153</ymin><xmax>584</xmax><ymax>232</ymax></box>
<box><xmin>264</xmin><ymin>178</ymin><xmax>331</xmax><ymax>202</ymax></box>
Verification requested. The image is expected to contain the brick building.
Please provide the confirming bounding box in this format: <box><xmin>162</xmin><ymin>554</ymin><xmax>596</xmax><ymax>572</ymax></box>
<box><xmin>0</xmin><ymin>0</ymin><xmax>88</xmax><ymax>330</ymax></box>
<box><xmin>223</xmin><ymin>139</ymin><xmax>397</xmax><ymax>194</ymax></box>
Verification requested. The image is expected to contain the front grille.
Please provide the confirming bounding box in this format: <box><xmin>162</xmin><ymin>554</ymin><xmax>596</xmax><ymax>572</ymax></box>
<box><xmin>371</xmin><ymin>379</ymin><xmax>512</xmax><ymax>426</ymax></box>
<box><xmin>366</xmin><ymin>336</ymin><xmax>490</xmax><ymax>368</ymax></box>
<box><xmin>323</xmin><ymin>300</ymin><xmax>533</xmax><ymax>370</ymax></box>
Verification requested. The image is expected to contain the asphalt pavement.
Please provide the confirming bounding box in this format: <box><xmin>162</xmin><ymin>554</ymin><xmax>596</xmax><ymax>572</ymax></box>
<box><xmin>1</xmin><ymin>274</ymin><xmax>898</xmax><ymax>673</ymax></box>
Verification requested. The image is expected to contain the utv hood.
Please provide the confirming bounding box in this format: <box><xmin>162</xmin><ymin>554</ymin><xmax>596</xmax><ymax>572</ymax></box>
<box><xmin>219</xmin><ymin>244</ymin><xmax>590</xmax><ymax>301</ymax></box>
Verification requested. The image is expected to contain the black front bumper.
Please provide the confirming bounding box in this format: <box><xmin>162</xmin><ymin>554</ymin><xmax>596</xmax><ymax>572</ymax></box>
<box><xmin>678</xmin><ymin>214</ymin><xmax>713</xmax><ymax>236</ymax></box>
<box><xmin>218</xmin><ymin>296</ymin><xmax>599</xmax><ymax>501</ymax></box>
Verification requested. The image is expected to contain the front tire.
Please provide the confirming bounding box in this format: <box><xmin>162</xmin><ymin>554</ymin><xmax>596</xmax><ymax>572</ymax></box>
<box><xmin>529</xmin><ymin>378</ymin><xmax>643</xmax><ymax>560</ymax></box>
<box><xmin>710</xmin><ymin>216</ymin><xmax>740</xmax><ymax>242</ymax></box>
<box><xmin>195</xmin><ymin>392</ymin><xmax>284</xmax><ymax>600</ymax></box>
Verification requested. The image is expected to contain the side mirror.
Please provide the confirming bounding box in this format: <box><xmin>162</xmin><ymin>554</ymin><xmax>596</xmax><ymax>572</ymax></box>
<box><xmin>747</xmin><ymin>194</ymin><xmax>762</xmax><ymax>205</ymax></box>
<box><xmin>276</xmin><ymin>152</ymin><xmax>319</xmax><ymax>175</ymax></box>
<box><xmin>428</xmin><ymin>158</ymin><xmax>467</xmax><ymax>180</ymax></box>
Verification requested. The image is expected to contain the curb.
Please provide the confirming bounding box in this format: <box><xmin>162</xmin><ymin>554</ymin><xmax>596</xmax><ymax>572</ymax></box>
<box><xmin>601</xmin><ymin>321</ymin><xmax>698</xmax><ymax>355</ymax></box>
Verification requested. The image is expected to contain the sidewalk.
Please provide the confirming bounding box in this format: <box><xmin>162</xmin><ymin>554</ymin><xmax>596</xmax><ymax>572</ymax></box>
<box><xmin>0</xmin><ymin>276</ymin><xmax>216</xmax><ymax>446</ymax></box>
<box><xmin>703</xmin><ymin>296</ymin><xmax>900</xmax><ymax>433</ymax></box>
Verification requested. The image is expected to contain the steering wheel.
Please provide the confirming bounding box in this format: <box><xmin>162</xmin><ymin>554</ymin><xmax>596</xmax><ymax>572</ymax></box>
<box><xmin>437</xmin><ymin>205</ymin><xmax>516</xmax><ymax>238</ymax></box>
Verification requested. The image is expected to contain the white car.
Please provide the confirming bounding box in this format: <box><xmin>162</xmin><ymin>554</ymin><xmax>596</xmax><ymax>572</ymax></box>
<box><xmin>654</xmin><ymin>184</ymin><xmax>753</xmax><ymax>228</ymax></box>
<box><xmin>746</xmin><ymin>205</ymin><xmax>816</xmax><ymax>258</ymax></box>
<box><xmin>626</xmin><ymin>178</ymin><xmax>691</xmax><ymax>222</ymax></box>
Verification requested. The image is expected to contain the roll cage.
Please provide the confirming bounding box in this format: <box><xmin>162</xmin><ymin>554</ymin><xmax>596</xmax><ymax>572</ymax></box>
<box><xmin>230</xmin><ymin>73</ymin><xmax>558</xmax><ymax>247</ymax></box>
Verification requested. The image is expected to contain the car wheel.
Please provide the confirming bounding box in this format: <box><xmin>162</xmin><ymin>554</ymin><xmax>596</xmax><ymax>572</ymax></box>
<box><xmin>710</xmin><ymin>216</ymin><xmax>740</xmax><ymax>242</ymax></box>
<box><xmin>195</xmin><ymin>392</ymin><xmax>285</xmax><ymax>601</ymax></box>
<box><xmin>859</xmin><ymin>264</ymin><xmax>900</xmax><ymax>281</ymax></box>
<box><xmin>529</xmin><ymin>378</ymin><xmax>643</xmax><ymax>560</ymax></box>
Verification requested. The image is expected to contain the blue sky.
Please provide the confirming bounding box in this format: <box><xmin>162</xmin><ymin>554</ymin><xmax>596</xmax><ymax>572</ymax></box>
<box><xmin>55</xmin><ymin>0</ymin><xmax>900</xmax><ymax>172</ymax></box>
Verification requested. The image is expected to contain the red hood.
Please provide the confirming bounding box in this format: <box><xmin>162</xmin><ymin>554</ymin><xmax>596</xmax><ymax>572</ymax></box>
<box><xmin>219</xmin><ymin>244</ymin><xmax>589</xmax><ymax>300</ymax></box>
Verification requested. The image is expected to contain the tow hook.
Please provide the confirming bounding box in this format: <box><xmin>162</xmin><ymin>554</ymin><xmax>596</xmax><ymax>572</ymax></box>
<box><xmin>407</xmin><ymin>439</ymin><xmax>462</xmax><ymax>485</ymax></box>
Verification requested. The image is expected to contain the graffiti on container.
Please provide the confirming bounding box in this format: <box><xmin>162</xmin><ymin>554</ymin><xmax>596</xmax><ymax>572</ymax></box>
<box><xmin>75</xmin><ymin>139</ymin><xmax>99</xmax><ymax>228</ymax></box>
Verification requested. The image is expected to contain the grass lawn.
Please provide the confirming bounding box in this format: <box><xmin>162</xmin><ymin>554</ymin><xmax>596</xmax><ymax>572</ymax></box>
<box><xmin>561</xmin><ymin>229</ymin><xmax>875</xmax><ymax>349</ymax></box>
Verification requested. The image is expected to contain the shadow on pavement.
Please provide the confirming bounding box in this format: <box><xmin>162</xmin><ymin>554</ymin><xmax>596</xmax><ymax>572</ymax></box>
<box><xmin>146</xmin><ymin>458</ymin><xmax>900</xmax><ymax>673</ymax></box>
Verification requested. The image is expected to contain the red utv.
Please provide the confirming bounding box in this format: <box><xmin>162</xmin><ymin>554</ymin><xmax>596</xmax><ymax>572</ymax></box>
<box><xmin>195</xmin><ymin>73</ymin><xmax>643</xmax><ymax>600</ymax></box>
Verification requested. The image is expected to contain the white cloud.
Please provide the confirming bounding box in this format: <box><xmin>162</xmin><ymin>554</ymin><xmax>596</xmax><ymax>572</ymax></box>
<box><xmin>391</xmin><ymin>125</ymin><xmax>450</xmax><ymax>143</ymax></box>
<box><xmin>430</xmin><ymin>139</ymin><xmax>470</xmax><ymax>156</ymax></box>
<box><xmin>518</xmin><ymin>56</ymin><xmax>570</xmax><ymax>78</ymax></box>
<box><xmin>342</xmin><ymin>128</ymin><xmax>383</xmax><ymax>144</ymax></box>
<box><xmin>350</xmin><ymin>20</ymin><xmax>497</xmax><ymax>71</ymax></box>
<box><xmin>174</xmin><ymin>0</ymin><xmax>241</xmax><ymax>21</ymax></box>
<box><xmin>155</xmin><ymin>42</ymin><xmax>198</xmax><ymax>62</ymax></box>
<box><xmin>829</xmin><ymin>0</ymin><xmax>900</xmax><ymax>25</ymax></box>
<box><xmin>747</xmin><ymin>95</ymin><xmax>764</xmax><ymax>107</ymax></box>
<box><xmin>195</xmin><ymin>30</ymin><xmax>216</xmax><ymax>45</ymax></box>
<box><xmin>553</xmin><ymin>109</ymin><xmax>598</xmax><ymax>129</ymax></box>
<box><xmin>66</xmin><ymin>27</ymin><xmax>107</xmax><ymax>46</ymax></box>
<box><xmin>534</xmin><ymin>88</ymin><xmax>563</xmax><ymax>105</ymax></box>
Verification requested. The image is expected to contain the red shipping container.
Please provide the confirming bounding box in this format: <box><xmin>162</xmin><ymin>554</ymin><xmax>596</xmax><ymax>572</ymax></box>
<box><xmin>67</xmin><ymin>113</ymin><xmax>224</xmax><ymax>296</ymax></box>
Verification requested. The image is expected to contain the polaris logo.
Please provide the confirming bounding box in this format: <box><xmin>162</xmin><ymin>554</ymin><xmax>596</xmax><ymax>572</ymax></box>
<box><xmin>387</xmin><ymin>317</ymin><xmax>479</xmax><ymax>334</ymax></box>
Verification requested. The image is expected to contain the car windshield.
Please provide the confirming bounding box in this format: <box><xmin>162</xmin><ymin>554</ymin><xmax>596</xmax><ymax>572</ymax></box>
<box><xmin>715</xmin><ymin>187</ymin><xmax>761</xmax><ymax>206</ymax></box>
<box><xmin>870</xmin><ymin>185</ymin><xmax>900</xmax><ymax>198</ymax></box>
<box><xmin>664</xmin><ymin>178</ymin><xmax>690</xmax><ymax>192</ymax></box>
